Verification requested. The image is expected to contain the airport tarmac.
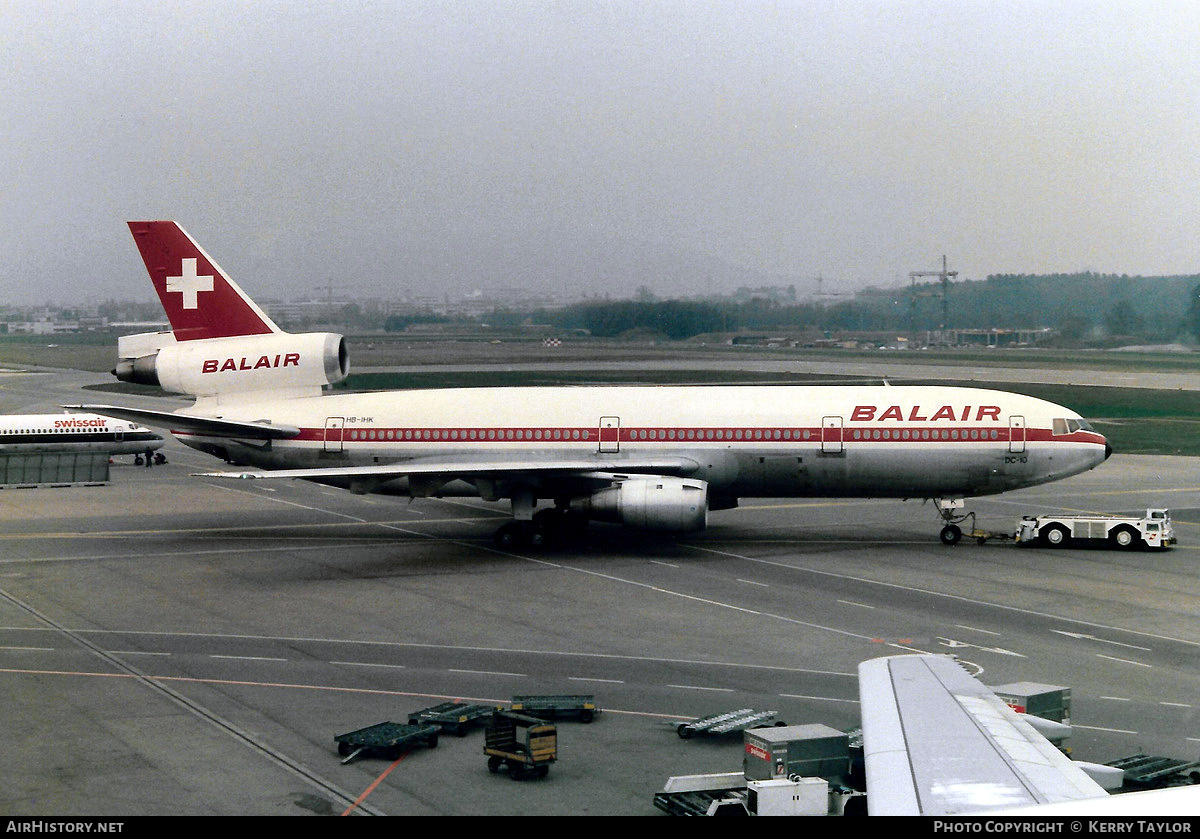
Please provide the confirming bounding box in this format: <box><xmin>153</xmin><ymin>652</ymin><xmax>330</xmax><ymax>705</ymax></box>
<box><xmin>4</xmin><ymin>364</ymin><xmax>1200</xmax><ymax>816</ymax></box>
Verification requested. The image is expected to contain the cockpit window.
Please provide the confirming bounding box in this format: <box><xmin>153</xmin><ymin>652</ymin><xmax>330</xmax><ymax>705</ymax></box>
<box><xmin>1053</xmin><ymin>418</ymin><xmax>1093</xmax><ymax>435</ymax></box>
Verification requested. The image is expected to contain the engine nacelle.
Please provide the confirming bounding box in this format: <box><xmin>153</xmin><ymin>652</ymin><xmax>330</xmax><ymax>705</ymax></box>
<box><xmin>115</xmin><ymin>331</ymin><xmax>348</xmax><ymax>398</ymax></box>
<box><xmin>571</xmin><ymin>477</ymin><xmax>708</xmax><ymax>533</ymax></box>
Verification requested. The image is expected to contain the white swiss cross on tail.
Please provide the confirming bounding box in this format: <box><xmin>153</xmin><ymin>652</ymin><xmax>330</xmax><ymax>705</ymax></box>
<box><xmin>166</xmin><ymin>258</ymin><xmax>214</xmax><ymax>309</ymax></box>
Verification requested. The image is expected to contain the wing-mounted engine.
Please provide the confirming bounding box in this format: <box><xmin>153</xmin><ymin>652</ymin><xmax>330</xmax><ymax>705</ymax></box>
<box><xmin>114</xmin><ymin>330</ymin><xmax>348</xmax><ymax>399</ymax></box>
<box><xmin>570</xmin><ymin>477</ymin><xmax>709</xmax><ymax>532</ymax></box>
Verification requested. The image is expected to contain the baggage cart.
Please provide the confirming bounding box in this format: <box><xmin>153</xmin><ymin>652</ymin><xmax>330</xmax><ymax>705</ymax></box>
<box><xmin>673</xmin><ymin>708</ymin><xmax>781</xmax><ymax>739</ymax></box>
<box><xmin>1107</xmin><ymin>754</ymin><xmax>1200</xmax><ymax>789</ymax></box>
<box><xmin>484</xmin><ymin>711</ymin><xmax>557</xmax><ymax>780</ymax></box>
<box><xmin>407</xmin><ymin>701</ymin><xmax>499</xmax><ymax>736</ymax></box>
<box><xmin>334</xmin><ymin>721</ymin><xmax>439</xmax><ymax>764</ymax></box>
<box><xmin>510</xmin><ymin>694</ymin><xmax>599</xmax><ymax>723</ymax></box>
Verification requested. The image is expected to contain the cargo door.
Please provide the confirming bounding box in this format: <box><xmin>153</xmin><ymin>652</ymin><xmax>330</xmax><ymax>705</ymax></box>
<box><xmin>324</xmin><ymin>416</ymin><xmax>345</xmax><ymax>453</ymax></box>
<box><xmin>1008</xmin><ymin>415</ymin><xmax>1026</xmax><ymax>454</ymax></box>
<box><xmin>598</xmin><ymin>416</ymin><xmax>620</xmax><ymax>453</ymax></box>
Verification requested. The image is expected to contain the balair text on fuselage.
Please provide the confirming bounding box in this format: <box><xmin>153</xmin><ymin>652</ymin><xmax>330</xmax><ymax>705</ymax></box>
<box><xmin>851</xmin><ymin>405</ymin><xmax>1002</xmax><ymax>422</ymax></box>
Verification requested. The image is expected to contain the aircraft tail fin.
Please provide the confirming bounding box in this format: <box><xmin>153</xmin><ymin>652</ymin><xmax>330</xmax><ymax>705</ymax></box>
<box><xmin>127</xmin><ymin>221</ymin><xmax>281</xmax><ymax>341</ymax></box>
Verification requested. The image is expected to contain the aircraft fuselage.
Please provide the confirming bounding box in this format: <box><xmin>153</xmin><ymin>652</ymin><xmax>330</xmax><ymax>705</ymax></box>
<box><xmin>173</xmin><ymin>384</ymin><xmax>1108</xmax><ymax>500</ymax></box>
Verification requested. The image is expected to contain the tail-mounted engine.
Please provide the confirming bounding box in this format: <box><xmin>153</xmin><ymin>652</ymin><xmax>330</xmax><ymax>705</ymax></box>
<box><xmin>114</xmin><ymin>331</ymin><xmax>349</xmax><ymax>398</ymax></box>
<box><xmin>571</xmin><ymin>477</ymin><xmax>708</xmax><ymax>532</ymax></box>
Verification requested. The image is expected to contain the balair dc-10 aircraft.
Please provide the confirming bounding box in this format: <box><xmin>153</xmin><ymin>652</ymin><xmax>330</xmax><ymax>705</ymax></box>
<box><xmin>0</xmin><ymin>412</ymin><xmax>163</xmax><ymax>458</ymax></box>
<box><xmin>73</xmin><ymin>221</ymin><xmax>1111</xmax><ymax>547</ymax></box>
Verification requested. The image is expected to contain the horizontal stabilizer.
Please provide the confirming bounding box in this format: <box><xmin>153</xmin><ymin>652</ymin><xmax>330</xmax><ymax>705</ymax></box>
<box><xmin>64</xmin><ymin>404</ymin><xmax>300</xmax><ymax>440</ymax></box>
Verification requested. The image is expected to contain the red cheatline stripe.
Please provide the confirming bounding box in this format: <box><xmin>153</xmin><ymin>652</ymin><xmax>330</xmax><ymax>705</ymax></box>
<box><xmin>176</xmin><ymin>426</ymin><xmax>1102</xmax><ymax>445</ymax></box>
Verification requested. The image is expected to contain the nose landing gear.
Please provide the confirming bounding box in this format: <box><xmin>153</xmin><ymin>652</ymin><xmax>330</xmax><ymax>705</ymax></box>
<box><xmin>934</xmin><ymin>498</ymin><xmax>1015</xmax><ymax>546</ymax></box>
<box><xmin>936</xmin><ymin>498</ymin><xmax>968</xmax><ymax>545</ymax></box>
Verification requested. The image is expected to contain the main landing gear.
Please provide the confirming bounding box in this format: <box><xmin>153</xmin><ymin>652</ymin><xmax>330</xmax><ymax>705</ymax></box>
<box><xmin>493</xmin><ymin>506</ymin><xmax>586</xmax><ymax>550</ymax></box>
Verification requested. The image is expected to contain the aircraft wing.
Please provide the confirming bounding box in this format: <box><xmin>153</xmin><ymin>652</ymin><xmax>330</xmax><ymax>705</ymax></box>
<box><xmin>192</xmin><ymin>455</ymin><xmax>701</xmax><ymax>488</ymax></box>
<box><xmin>859</xmin><ymin>655</ymin><xmax>1110</xmax><ymax>815</ymax></box>
<box><xmin>65</xmin><ymin>404</ymin><xmax>300</xmax><ymax>440</ymax></box>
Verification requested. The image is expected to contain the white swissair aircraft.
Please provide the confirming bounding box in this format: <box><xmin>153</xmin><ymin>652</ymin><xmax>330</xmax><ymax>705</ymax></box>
<box><xmin>73</xmin><ymin>221</ymin><xmax>1111</xmax><ymax>547</ymax></box>
<box><xmin>0</xmin><ymin>412</ymin><xmax>163</xmax><ymax>457</ymax></box>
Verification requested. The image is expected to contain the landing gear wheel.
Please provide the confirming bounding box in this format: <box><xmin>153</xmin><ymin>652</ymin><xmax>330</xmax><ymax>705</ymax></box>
<box><xmin>939</xmin><ymin>524</ymin><xmax>962</xmax><ymax>546</ymax></box>
<box><xmin>494</xmin><ymin>522</ymin><xmax>524</xmax><ymax>549</ymax></box>
<box><xmin>527</xmin><ymin>526</ymin><xmax>547</xmax><ymax>549</ymax></box>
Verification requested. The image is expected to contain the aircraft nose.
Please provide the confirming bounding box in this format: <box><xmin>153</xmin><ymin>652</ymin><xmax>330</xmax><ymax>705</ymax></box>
<box><xmin>1105</xmin><ymin>443</ymin><xmax>1113</xmax><ymax>460</ymax></box>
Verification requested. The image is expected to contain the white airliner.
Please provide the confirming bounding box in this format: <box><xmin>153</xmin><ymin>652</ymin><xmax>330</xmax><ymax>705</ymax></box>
<box><xmin>72</xmin><ymin>221</ymin><xmax>1110</xmax><ymax>546</ymax></box>
<box><xmin>0</xmin><ymin>412</ymin><xmax>163</xmax><ymax>457</ymax></box>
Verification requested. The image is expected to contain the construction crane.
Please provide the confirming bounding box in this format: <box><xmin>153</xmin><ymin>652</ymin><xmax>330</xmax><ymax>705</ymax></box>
<box><xmin>908</xmin><ymin>255</ymin><xmax>958</xmax><ymax>342</ymax></box>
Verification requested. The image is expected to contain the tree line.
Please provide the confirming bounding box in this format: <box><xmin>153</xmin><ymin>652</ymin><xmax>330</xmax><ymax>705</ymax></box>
<box><xmin>369</xmin><ymin>272</ymin><xmax>1200</xmax><ymax>345</ymax></box>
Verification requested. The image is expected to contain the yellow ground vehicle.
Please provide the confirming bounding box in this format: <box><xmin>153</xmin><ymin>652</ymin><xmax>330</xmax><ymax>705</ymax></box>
<box><xmin>484</xmin><ymin>711</ymin><xmax>557</xmax><ymax>780</ymax></box>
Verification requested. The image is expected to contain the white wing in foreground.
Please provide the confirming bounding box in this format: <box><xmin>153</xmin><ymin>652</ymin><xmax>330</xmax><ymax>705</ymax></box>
<box><xmin>859</xmin><ymin>655</ymin><xmax>1109</xmax><ymax>815</ymax></box>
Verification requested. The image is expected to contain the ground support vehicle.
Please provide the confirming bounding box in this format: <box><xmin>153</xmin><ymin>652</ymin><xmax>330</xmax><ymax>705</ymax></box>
<box><xmin>407</xmin><ymin>701</ymin><xmax>499</xmax><ymax>736</ymax></box>
<box><xmin>1016</xmin><ymin>508</ymin><xmax>1175</xmax><ymax>550</ymax></box>
<box><xmin>484</xmin><ymin>711</ymin><xmax>557</xmax><ymax>780</ymax></box>
<box><xmin>652</xmin><ymin>772</ymin><xmax>861</xmax><ymax>816</ymax></box>
<box><xmin>673</xmin><ymin>708</ymin><xmax>781</xmax><ymax>739</ymax></box>
<box><xmin>653</xmin><ymin>773</ymin><xmax>747</xmax><ymax>816</ymax></box>
<box><xmin>510</xmin><ymin>694</ymin><xmax>599</xmax><ymax>723</ymax></box>
<box><xmin>1107</xmin><ymin>754</ymin><xmax>1200</xmax><ymax>789</ymax></box>
<box><xmin>333</xmin><ymin>721</ymin><xmax>439</xmax><ymax>763</ymax></box>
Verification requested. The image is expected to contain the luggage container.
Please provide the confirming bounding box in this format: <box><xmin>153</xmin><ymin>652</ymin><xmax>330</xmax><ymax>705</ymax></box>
<box><xmin>742</xmin><ymin>724</ymin><xmax>850</xmax><ymax>781</ymax></box>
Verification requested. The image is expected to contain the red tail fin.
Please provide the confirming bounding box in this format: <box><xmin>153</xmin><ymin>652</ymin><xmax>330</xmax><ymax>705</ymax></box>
<box><xmin>127</xmin><ymin>221</ymin><xmax>280</xmax><ymax>341</ymax></box>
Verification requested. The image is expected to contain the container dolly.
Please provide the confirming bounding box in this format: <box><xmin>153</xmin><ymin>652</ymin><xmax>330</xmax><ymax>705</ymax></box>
<box><xmin>1107</xmin><ymin>754</ymin><xmax>1200</xmax><ymax>789</ymax></box>
<box><xmin>333</xmin><ymin>721</ymin><xmax>440</xmax><ymax>764</ymax></box>
<box><xmin>407</xmin><ymin>701</ymin><xmax>499</xmax><ymax>736</ymax></box>
<box><xmin>510</xmin><ymin>694</ymin><xmax>599</xmax><ymax>723</ymax></box>
<box><xmin>672</xmin><ymin>708</ymin><xmax>782</xmax><ymax>739</ymax></box>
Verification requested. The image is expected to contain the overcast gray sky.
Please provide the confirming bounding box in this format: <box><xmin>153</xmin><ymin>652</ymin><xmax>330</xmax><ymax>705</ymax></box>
<box><xmin>3</xmin><ymin>0</ymin><xmax>1198</xmax><ymax>306</ymax></box>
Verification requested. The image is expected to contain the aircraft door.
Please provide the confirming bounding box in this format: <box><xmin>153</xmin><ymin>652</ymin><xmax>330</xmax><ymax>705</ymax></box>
<box><xmin>1008</xmin><ymin>415</ymin><xmax>1026</xmax><ymax>454</ymax></box>
<box><xmin>598</xmin><ymin>416</ymin><xmax>620</xmax><ymax>453</ymax></box>
<box><xmin>821</xmin><ymin>416</ymin><xmax>844</xmax><ymax>454</ymax></box>
<box><xmin>324</xmin><ymin>416</ymin><xmax>345</xmax><ymax>453</ymax></box>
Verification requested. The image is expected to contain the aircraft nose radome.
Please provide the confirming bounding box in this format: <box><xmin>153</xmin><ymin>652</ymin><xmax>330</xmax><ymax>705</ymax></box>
<box><xmin>1105</xmin><ymin>443</ymin><xmax>1113</xmax><ymax>460</ymax></box>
